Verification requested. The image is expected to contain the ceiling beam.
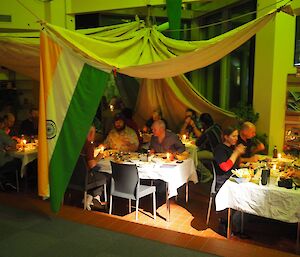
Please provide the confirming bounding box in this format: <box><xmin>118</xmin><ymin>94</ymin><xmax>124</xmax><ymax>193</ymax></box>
<box><xmin>66</xmin><ymin>0</ymin><xmax>213</xmax><ymax>14</ymax></box>
<box><xmin>191</xmin><ymin>0</ymin><xmax>241</xmax><ymax>18</ymax></box>
<box><xmin>99</xmin><ymin>7</ymin><xmax>194</xmax><ymax>20</ymax></box>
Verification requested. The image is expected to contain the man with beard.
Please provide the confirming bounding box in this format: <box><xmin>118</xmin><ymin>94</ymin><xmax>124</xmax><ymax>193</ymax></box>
<box><xmin>104</xmin><ymin>113</ymin><xmax>139</xmax><ymax>152</ymax></box>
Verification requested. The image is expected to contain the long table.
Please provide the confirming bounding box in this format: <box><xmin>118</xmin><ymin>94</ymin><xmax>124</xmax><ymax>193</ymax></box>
<box><xmin>215</xmin><ymin>175</ymin><xmax>300</xmax><ymax>247</ymax></box>
<box><xmin>97</xmin><ymin>157</ymin><xmax>198</xmax><ymax>221</ymax></box>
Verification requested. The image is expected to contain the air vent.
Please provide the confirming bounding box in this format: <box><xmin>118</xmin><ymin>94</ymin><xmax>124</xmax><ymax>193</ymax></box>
<box><xmin>0</xmin><ymin>15</ymin><xmax>12</xmax><ymax>22</ymax></box>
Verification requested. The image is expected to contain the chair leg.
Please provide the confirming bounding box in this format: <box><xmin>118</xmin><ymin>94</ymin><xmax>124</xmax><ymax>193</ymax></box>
<box><xmin>103</xmin><ymin>184</ymin><xmax>107</xmax><ymax>202</ymax></box>
<box><xmin>135</xmin><ymin>198</ymin><xmax>139</xmax><ymax>221</ymax></box>
<box><xmin>83</xmin><ymin>191</ymin><xmax>87</xmax><ymax>210</ymax></box>
<box><xmin>153</xmin><ymin>192</ymin><xmax>156</xmax><ymax>220</ymax></box>
<box><xmin>109</xmin><ymin>195</ymin><xmax>113</xmax><ymax>214</ymax></box>
<box><xmin>206</xmin><ymin>195</ymin><xmax>213</xmax><ymax>225</ymax></box>
<box><xmin>185</xmin><ymin>181</ymin><xmax>189</xmax><ymax>203</ymax></box>
<box><xmin>129</xmin><ymin>199</ymin><xmax>131</xmax><ymax>213</ymax></box>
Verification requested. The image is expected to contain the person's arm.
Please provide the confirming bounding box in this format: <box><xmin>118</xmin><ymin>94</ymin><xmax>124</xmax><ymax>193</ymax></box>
<box><xmin>1</xmin><ymin>132</ymin><xmax>17</xmax><ymax>151</ymax></box>
<box><xmin>240</xmin><ymin>155</ymin><xmax>259</xmax><ymax>163</ymax></box>
<box><xmin>87</xmin><ymin>152</ymin><xmax>103</xmax><ymax>169</ymax></box>
<box><xmin>173</xmin><ymin>136</ymin><xmax>186</xmax><ymax>154</ymax></box>
<box><xmin>126</xmin><ymin>129</ymin><xmax>140</xmax><ymax>152</ymax></box>
<box><xmin>189</xmin><ymin>119</ymin><xmax>201</xmax><ymax>138</ymax></box>
<box><xmin>217</xmin><ymin>144</ymin><xmax>245</xmax><ymax>172</ymax></box>
<box><xmin>251</xmin><ymin>142</ymin><xmax>265</xmax><ymax>155</ymax></box>
<box><xmin>180</xmin><ymin>118</ymin><xmax>190</xmax><ymax>135</ymax></box>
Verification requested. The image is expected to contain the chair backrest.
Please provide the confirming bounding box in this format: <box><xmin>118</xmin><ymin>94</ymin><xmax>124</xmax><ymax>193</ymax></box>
<box><xmin>68</xmin><ymin>154</ymin><xmax>88</xmax><ymax>191</ymax></box>
<box><xmin>205</xmin><ymin>124</ymin><xmax>222</xmax><ymax>152</ymax></box>
<box><xmin>209</xmin><ymin>160</ymin><xmax>218</xmax><ymax>195</ymax></box>
<box><xmin>110</xmin><ymin>161</ymin><xmax>139</xmax><ymax>197</ymax></box>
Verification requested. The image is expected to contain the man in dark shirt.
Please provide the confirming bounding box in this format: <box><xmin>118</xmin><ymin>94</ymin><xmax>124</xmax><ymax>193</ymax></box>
<box><xmin>20</xmin><ymin>108</ymin><xmax>38</xmax><ymax>136</ymax></box>
<box><xmin>237</xmin><ymin>121</ymin><xmax>265</xmax><ymax>163</ymax></box>
<box><xmin>179</xmin><ymin>108</ymin><xmax>201</xmax><ymax>138</ymax></box>
<box><xmin>150</xmin><ymin>120</ymin><xmax>185</xmax><ymax>154</ymax></box>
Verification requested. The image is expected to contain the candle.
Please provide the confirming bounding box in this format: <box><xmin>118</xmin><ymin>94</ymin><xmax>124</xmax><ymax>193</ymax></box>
<box><xmin>278</xmin><ymin>153</ymin><xmax>281</xmax><ymax>159</ymax></box>
<box><xmin>22</xmin><ymin>139</ymin><xmax>27</xmax><ymax>145</ymax></box>
<box><xmin>272</xmin><ymin>164</ymin><xmax>276</xmax><ymax>170</ymax></box>
<box><xmin>182</xmin><ymin>134</ymin><xmax>187</xmax><ymax>141</ymax></box>
<box><xmin>166</xmin><ymin>152</ymin><xmax>170</xmax><ymax>161</ymax></box>
<box><xmin>109</xmin><ymin>104</ymin><xmax>114</xmax><ymax>112</ymax></box>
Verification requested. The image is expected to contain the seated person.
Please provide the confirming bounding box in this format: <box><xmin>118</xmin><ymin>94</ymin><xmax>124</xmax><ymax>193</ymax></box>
<box><xmin>150</xmin><ymin>120</ymin><xmax>185</xmax><ymax>154</ymax></box>
<box><xmin>122</xmin><ymin>107</ymin><xmax>142</xmax><ymax>147</ymax></box>
<box><xmin>81</xmin><ymin>125</ymin><xmax>108</xmax><ymax>210</ymax></box>
<box><xmin>0</xmin><ymin>127</ymin><xmax>21</xmax><ymax>189</ymax></box>
<box><xmin>2</xmin><ymin>113</ymin><xmax>16</xmax><ymax>136</ymax></box>
<box><xmin>195</xmin><ymin>113</ymin><xmax>222</xmax><ymax>183</ymax></box>
<box><xmin>237</xmin><ymin>121</ymin><xmax>265</xmax><ymax>163</ymax></box>
<box><xmin>19</xmin><ymin>107</ymin><xmax>39</xmax><ymax>136</ymax></box>
<box><xmin>214</xmin><ymin>126</ymin><xmax>245</xmax><ymax>191</ymax></box>
<box><xmin>179</xmin><ymin>108</ymin><xmax>201</xmax><ymax>138</ymax></box>
<box><xmin>104</xmin><ymin>113</ymin><xmax>139</xmax><ymax>152</ymax></box>
<box><xmin>214</xmin><ymin>126</ymin><xmax>247</xmax><ymax>237</ymax></box>
<box><xmin>143</xmin><ymin>109</ymin><xmax>164</xmax><ymax>133</ymax></box>
<box><xmin>199</xmin><ymin>112</ymin><xmax>214</xmax><ymax>132</ymax></box>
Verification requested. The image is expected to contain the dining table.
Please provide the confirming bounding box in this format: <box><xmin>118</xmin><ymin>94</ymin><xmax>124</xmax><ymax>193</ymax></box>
<box><xmin>97</xmin><ymin>152</ymin><xmax>198</xmax><ymax>221</ymax></box>
<box><xmin>215</xmin><ymin>155</ymin><xmax>300</xmax><ymax>249</ymax></box>
<box><xmin>8</xmin><ymin>143</ymin><xmax>38</xmax><ymax>192</ymax></box>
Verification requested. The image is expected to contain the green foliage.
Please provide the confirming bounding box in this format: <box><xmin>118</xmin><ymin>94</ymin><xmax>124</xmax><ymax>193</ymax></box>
<box><xmin>231</xmin><ymin>103</ymin><xmax>259</xmax><ymax>126</ymax></box>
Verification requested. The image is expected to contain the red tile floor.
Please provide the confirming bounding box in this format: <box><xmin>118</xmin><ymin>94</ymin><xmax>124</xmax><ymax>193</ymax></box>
<box><xmin>0</xmin><ymin>181</ymin><xmax>299</xmax><ymax>257</ymax></box>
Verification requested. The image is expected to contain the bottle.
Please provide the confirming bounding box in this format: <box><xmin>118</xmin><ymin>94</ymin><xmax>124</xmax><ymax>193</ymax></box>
<box><xmin>273</xmin><ymin>146</ymin><xmax>278</xmax><ymax>158</ymax></box>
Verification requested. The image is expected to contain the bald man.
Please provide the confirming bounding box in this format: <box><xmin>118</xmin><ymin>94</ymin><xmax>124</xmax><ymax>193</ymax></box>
<box><xmin>237</xmin><ymin>121</ymin><xmax>265</xmax><ymax>163</ymax></box>
<box><xmin>150</xmin><ymin>120</ymin><xmax>185</xmax><ymax>154</ymax></box>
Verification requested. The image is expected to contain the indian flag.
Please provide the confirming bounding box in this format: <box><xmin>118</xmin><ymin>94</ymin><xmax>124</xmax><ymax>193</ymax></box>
<box><xmin>39</xmin><ymin>28</ymin><xmax>110</xmax><ymax>213</ymax></box>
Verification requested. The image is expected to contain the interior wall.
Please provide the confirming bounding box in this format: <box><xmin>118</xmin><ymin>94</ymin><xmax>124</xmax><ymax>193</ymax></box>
<box><xmin>254</xmin><ymin>0</ymin><xmax>297</xmax><ymax>154</ymax></box>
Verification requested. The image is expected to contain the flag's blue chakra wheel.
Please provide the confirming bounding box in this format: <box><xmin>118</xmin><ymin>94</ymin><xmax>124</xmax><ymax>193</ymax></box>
<box><xmin>46</xmin><ymin>120</ymin><xmax>57</xmax><ymax>139</ymax></box>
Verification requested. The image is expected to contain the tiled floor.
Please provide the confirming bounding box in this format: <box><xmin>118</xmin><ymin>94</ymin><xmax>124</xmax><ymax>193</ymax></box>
<box><xmin>0</xmin><ymin>181</ymin><xmax>299</xmax><ymax>257</ymax></box>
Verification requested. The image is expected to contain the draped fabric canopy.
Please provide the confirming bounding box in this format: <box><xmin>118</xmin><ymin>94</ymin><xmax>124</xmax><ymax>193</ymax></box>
<box><xmin>0</xmin><ymin>8</ymin><xmax>279</xmax><ymax>204</ymax></box>
<box><xmin>0</xmin><ymin>9</ymin><xmax>277</xmax><ymax>130</ymax></box>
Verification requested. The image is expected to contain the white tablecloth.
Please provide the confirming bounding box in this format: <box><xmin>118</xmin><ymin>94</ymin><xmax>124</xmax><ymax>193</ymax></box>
<box><xmin>10</xmin><ymin>149</ymin><xmax>38</xmax><ymax>178</ymax></box>
<box><xmin>97</xmin><ymin>158</ymin><xmax>198</xmax><ymax>198</ymax></box>
<box><xmin>215</xmin><ymin>179</ymin><xmax>300</xmax><ymax>223</ymax></box>
<box><xmin>184</xmin><ymin>142</ymin><xmax>198</xmax><ymax>168</ymax></box>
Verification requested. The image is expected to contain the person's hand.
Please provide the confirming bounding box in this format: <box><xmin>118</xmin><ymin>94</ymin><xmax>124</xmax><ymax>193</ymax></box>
<box><xmin>190</xmin><ymin>119</ymin><xmax>196</xmax><ymax>128</ymax></box>
<box><xmin>256</xmin><ymin>143</ymin><xmax>265</xmax><ymax>152</ymax></box>
<box><xmin>184</xmin><ymin>116</ymin><xmax>192</xmax><ymax>125</ymax></box>
<box><xmin>149</xmin><ymin>149</ymin><xmax>155</xmax><ymax>154</ymax></box>
<box><xmin>235</xmin><ymin>144</ymin><xmax>246</xmax><ymax>155</ymax></box>
<box><xmin>142</xmin><ymin>126</ymin><xmax>148</xmax><ymax>133</ymax></box>
<box><xmin>96</xmin><ymin>152</ymin><xmax>104</xmax><ymax>160</ymax></box>
<box><xmin>11</xmin><ymin>136</ymin><xmax>21</xmax><ymax>143</ymax></box>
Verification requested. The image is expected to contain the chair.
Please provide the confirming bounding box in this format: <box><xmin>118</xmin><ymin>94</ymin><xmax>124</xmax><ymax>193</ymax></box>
<box><xmin>205</xmin><ymin>124</ymin><xmax>223</xmax><ymax>152</ymax></box>
<box><xmin>67</xmin><ymin>154</ymin><xmax>107</xmax><ymax>210</ymax></box>
<box><xmin>109</xmin><ymin>161</ymin><xmax>156</xmax><ymax>220</ymax></box>
<box><xmin>206</xmin><ymin>160</ymin><xmax>217</xmax><ymax>225</ymax></box>
<box><xmin>0</xmin><ymin>159</ymin><xmax>21</xmax><ymax>192</ymax></box>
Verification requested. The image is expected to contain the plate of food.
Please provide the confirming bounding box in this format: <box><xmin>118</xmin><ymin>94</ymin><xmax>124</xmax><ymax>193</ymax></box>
<box><xmin>231</xmin><ymin>168</ymin><xmax>252</xmax><ymax>183</ymax></box>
